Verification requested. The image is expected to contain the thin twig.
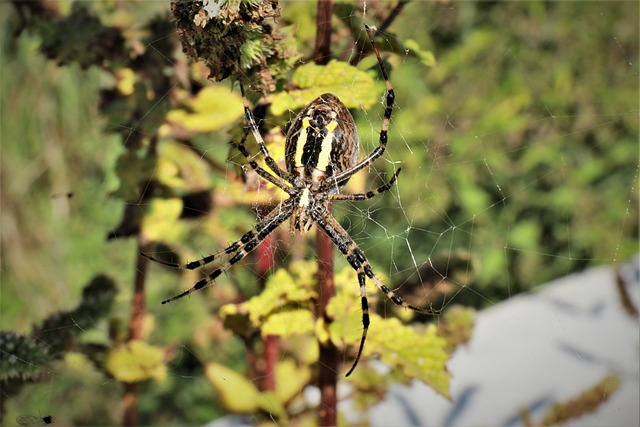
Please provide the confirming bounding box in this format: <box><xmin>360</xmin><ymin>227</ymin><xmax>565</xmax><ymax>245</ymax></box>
<box><xmin>122</xmin><ymin>135</ymin><xmax>157</xmax><ymax>427</ymax></box>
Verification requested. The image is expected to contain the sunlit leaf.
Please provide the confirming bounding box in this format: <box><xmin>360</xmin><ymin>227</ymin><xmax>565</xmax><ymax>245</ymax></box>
<box><xmin>274</xmin><ymin>358</ymin><xmax>311</xmax><ymax>405</ymax></box>
<box><xmin>220</xmin><ymin>263</ymin><xmax>318</xmax><ymax>339</ymax></box>
<box><xmin>140</xmin><ymin>197</ymin><xmax>183</xmax><ymax>242</ymax></box>
<box><xmin>326</xmin><ymin>266</ymin><xmax>450</xmax><ymax>397</ymax></box>
<box><xmin>106</xmin><ymin>340</ymin><xmax>167</xmax><ymax>383</ymax></box>
<box><xmin>369</xmin><ymin>320</ymin><xmax>450</xmax><ymax>398</ymax></box>
<box><xmin>261</xmin><ymin>309</ymin><xmax>315</xmax><ymax>336</ymax></box>
<box><xmin>205</xmin><ymin>362</ymin><xmax>262</xmax><ymax>413</ymax></box>
<box><xmin>403</xmin><ymin>39</ymin><xmax>436</xmax><ymax>67</ymax></box>
<box><xmin>438</xmin><ymin>305</ymin><xmax>475</xmax><ymax>353</ymax></box>
<box><xmin>156</xmin><ymin>140</ymin><xmax>213</xmax><ymax>191</ymax></box>
<box><xmin>115</xmin><ymin>67</ymin><xmax>135</xmax><ymax>96</ymax></box>
<box><xmin>165</xmin><ymin>85</ymin><xmax>244</xmax><ymax>134</ymax></box>
<box><xmin>326</xmin><ymin>266</ymin><xmax>372</xmax><ymax>347</ymax></box>
<box><xmin>269</xmin><ymin>60</ymin><xmax>379</xmax><ymax>115</ymax></box>
<box><xmin>205</xmin><ymin>362</ymin><xmax>287</xmax><ymax>419</ymax></box>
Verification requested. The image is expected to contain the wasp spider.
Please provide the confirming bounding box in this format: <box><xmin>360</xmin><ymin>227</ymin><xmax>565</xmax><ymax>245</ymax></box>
<box><xmin>143</xmin><ymin>25</ymin><xmax>439</xmax><ymax>376</ymax></box>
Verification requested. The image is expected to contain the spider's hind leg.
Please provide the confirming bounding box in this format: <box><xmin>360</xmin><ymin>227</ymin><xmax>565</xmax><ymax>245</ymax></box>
<box><xmin>311</xmin><ymin>207</ymin><xmax>439</xmax><ymax>376</ymax></box>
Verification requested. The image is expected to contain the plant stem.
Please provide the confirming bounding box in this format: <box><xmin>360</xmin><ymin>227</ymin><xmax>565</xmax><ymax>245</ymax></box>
<box><xmin>315</xmin><ymin>0</ymin><xmax>333</xmax><ymax>65</ymax></box>
<box><xmin>316</xmin><ymin>216</ymin><xmax>338</xmax><ymax>425</ymax></box>
<box><xmin>123</xmin><ymin>135</ymin><xmax>157</xmax><ymax>427</ymax></box>
<box><xmin>257</xmin><ymin>233</ymin><xmax>279</xmax><ymax>391</ymax></box>
<box><xmin>122</xmin><ymin>241</ymin><xmax>151</xmax><ymax>427</ymax></box>
<box><xmin>315</xmin><ymin>1</ymin><xmax>338</xmax><ymax>424</ymax></box>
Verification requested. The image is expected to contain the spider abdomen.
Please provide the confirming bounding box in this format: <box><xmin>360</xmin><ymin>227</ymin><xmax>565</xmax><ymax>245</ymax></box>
<box><xmin>285</xmin><ymin>93</ymin><xmax>359</xmax><ymax>187</ymax></box>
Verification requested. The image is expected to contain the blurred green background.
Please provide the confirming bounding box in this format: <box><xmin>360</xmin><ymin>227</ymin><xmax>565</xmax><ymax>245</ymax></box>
<box><xmin>1</xmin><ymin>0</ymin><xmax>637</xmax><ymax>425</ymax></box>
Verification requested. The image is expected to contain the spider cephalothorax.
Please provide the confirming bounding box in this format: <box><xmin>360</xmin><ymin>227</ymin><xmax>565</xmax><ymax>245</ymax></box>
<box><xmin>143</xmin><ymin>25</ymin><xmax>438</xmax><ymax>376</ymax></box>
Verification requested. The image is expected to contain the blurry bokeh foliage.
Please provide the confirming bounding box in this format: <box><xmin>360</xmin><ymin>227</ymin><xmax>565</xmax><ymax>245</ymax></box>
<box><xmin>1</xmin><ymin>0</ymin><xmax>637</xmax><ymax>425</ymax></box>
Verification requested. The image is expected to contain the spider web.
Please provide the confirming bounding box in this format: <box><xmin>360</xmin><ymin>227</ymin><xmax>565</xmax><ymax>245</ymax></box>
<box><xmin>1</xmin><ymin>1</ymin><xmax>638</xmax><ymax>426</ymax></box>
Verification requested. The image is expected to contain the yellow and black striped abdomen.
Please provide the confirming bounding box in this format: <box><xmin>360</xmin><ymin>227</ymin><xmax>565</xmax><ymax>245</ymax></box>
<box><xmin>285</xmin><ymin>93</ymin><xmax>359</xmax><ymax>188</ymax></box>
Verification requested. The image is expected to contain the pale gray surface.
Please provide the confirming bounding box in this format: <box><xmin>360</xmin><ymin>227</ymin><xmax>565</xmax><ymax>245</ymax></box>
<box><xmin>208</xmin><ymin>257</ymin><xmax>640</xmax><ymax>427</ymax></box>
<box><xmin>360</xmin><ymin>256</ymin><xmax>640</xmax><ymax>427</ymax></box>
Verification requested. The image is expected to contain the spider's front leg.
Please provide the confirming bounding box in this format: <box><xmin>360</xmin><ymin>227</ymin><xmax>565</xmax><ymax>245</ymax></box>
<box><xmin>238</xmin><ymin>80</ymin><xmax>292</xmax><ymax>182</ymax></box>
<box><xmin>235</xmin><ymin>126</ymin><xmax>292</xmax><ymax>192</ymax></box>
<box><xmin>329</xmin><ymin>168</ymin><xmax>401</xmax><ymax>202</ymax></box>
<box><xmin>142</xmin><ymin>199</ymin><xmax>294</xmax><ymax>304</ymax></box>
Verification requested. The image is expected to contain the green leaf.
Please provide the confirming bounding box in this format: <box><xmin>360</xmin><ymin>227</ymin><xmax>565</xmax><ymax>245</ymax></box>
<box><xmin>106</xmin><ymin>340</ymin><xmax>167</xmax><ymax>383</ymax></box>
<box><xmin>403</xmin><ymin>39</ymin><xmax>436</xmax><ymax>67</ymax></box>
<box><xmin>269</xmin><ymin>60</ymin><xmax>379</xmax><ymax>115</ymax></box>
<box><xmin>0</xmin><ymin>332</ymin><xmax>50</xmax><ymax>382</ymax></box>
<box><xmin>111</xmin><ymin>150</ymin><xmax>157</xmax><ymax>201</ymax></box>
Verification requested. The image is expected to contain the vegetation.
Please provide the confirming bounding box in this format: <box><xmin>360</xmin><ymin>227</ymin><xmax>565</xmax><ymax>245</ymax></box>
<box><xmin>1</xmin><ymin>0</ymin><xmax>637</xmax><ymax>425</ymax></box>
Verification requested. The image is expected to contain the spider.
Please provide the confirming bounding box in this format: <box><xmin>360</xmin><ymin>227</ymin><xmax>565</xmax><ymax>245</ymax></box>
<box><xmin>142</xmin><ymin>25</ymin><xmax>439</xmax><ymax>376</ymax></box>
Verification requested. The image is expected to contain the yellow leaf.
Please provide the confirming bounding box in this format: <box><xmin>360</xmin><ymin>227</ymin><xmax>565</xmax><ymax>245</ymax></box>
<box><xmin>106</xmin><ymin>340</ymin><xmax>167</xmax><ymax>383</ymax></box>
<box><xmin>166</xmin><ymin>85</ymin><xmax>244</xmax><ymax>134</ymax></box>
<box><xmin>274</xmin><ymin>359</ymin><xmax>311</xmax><ymax>405</ymax></box>
<box><xmin>270</xmin><ymin>61</ymin><xmax>380</xmax><ymax>116</ymax></box>
<box><xmin>116</xmin><ymin>68</ymin><xmax>136</xmax><ymax>96</ymax></box>
<box><xmin>141</xmin><ymin>197</ymin><xmax>183</xmax><ymax>242</ymax></box>
<box><xmin>205</xmin><ymin>362</ymin><xmax>286</xmax><ymax>418</ymax></box>
<box><xmin>156</xmin><ymin>140</ymin><xmax>213</xmax><ymax>191</ymax></box>
<box><xmin>326</xmin><ymin>266</ymin><xmax>450</xmax><ymax>397</ymax></box>
<box><xmin>261</xmin><ymin>309</ymin><xmax>315</xmax><ymax>337</ymax></box>
<box><xmin>369</xmin><ymin>320</ymin><xmax>451</xmax><ymax>398</ymax></box>
<box><xmin>205</xmin><ymin>362</ymin><xmax>262</xmax><ymax>413</ymax></box>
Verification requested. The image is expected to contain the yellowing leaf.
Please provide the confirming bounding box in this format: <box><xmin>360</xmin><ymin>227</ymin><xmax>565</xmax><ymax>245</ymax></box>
<box><xmin>116</xmin><ymin>68</ymin><xmax>136</xmax><ymax>96</ymax></box>
<box><xmin>205</xmin><ymin>362</ymin><xmax>262</xmax><ymax>413</ymax></box>
<box><xmin>274</xmin><ymin>358</ymin><xmax>311</xmax><ymax>405</ymax></box>
<box><xmin>156</xmin><ymin>140</ymin><xmax>213</xmax><ymax>191</ymax></box>
<box><xmin>326</xmin><ymin>266</ymin><xmax>371</xmax><ymax>346</ymax></box>
<box><xmin>166</xmin><ymin>85</ymin><xmax>244</xmax><ymax>134</ymax></box>
<box><xmin>106</xmin><ymin>340</ymin><xmax>167</xmax><ymax>383</ymax></box>
<box><xmin>369</xmin><ymin>320</ymin><xmax>450</xmax><ymax>398</ymax></box>
<box><xmin>270</xmin><ymin>60</ymin><xmax>379</xmax><ymax>116</ymax></box>
<box><xmin>205</xmin><ymin>362</ymin><xmax>287</xmax><ymax>419</ymax></box>
<box><xmin>220</xmin><ymin>262</ymin><xmax>318</xmax><ymax>338</ymax></box>
<box><xmin>326</xmin><ymin>265</ymin><xmax>450</xmax><ymax>397</ymax></box>
<box><xmin>261</xmin><ymin>309</ymin><xmax>315</xmax><ymax>336</ymax></box>
<box><xmin>141</xmin><ymin>197</ymin><xmax>183</xmax><ymax>242</ymax></box>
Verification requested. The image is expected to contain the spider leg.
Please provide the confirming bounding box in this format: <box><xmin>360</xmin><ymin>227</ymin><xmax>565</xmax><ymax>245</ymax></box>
<box><xmin>142</xmin><ymin>199</ymin><xmax>293</xmax><ymax>282</ymax></box>
<box><xmin>235</xmin><ymin>127</ymin><xmax>293</xmax><ymax>193</ymax></box>
<box><xmin>160</xmin><ymin>199</ymin><xmax>294</xmax><ymax>304</ymax></box>
<box><xmin>329</xmin><ymin>168</ymin><xmax>401</xmax><ymax>202</ymax></box>
<box><xmin>311</xmin><ymin>205</ymin><xmax>438</xmax><ymax>376</ymax></box>
<box><xmin>142</xmin><ymin>202</ymin><xmax>283</xmax><ymax>270</ymax></box>
<box><xmin>327</xmin><ymin>25</ymin><xmax>395</xmax><ymax>189</ymax></box>
<box><xmin>239</xmin><ymin>80</ymin><xmax>293</xmax><ymax>182</ymax></box>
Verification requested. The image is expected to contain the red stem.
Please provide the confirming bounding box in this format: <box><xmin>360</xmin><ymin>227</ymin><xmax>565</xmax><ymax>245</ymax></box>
<box><xmin>314</xmin><ymin>1</ymin><xmax>338</xmax><ymax>425</ymax></box>
<box><xmin>256</xmin><ymin>233</ymin><xmax>279</xmax><ymax>391</ymax></box>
